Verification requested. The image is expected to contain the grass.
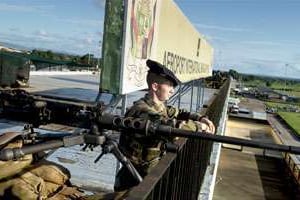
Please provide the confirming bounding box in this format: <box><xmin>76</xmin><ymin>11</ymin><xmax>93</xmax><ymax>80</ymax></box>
<box><xmin>265</xmin><ymin>102</ymin><xmax>284</xmax><ymax>108</ymax></box>
<box><xmin>278</xmin><ymin>112</ymin><xmax>300</xmax><ymax>136</ymax></box>
<box><xmin>270</xmin><ymin>82</ymin><xmax>300</xmax><ymax>97</ymax></box>
<box><xmin>243</xmin><ymin>80</ymin><xmax>266</xmax><ymax>87</ymax></box>
<box><xmin>243</xmin><ymin>80</ymin><xmax>300</xmax><ymax>97</ymax></box>
<box><xmin>288</xmin><ymin>91</ymin><xmax>300</xmax><ymax>98</ymax></box>
<box><xmin>270</xmin><ymin>82</ymin><xmax>300</xmax><ymax>92</ymax></box>
<box><xmin>265</xmin><ymin>101</ymin><xmax>300</xmax><ymax>111</ymax></box>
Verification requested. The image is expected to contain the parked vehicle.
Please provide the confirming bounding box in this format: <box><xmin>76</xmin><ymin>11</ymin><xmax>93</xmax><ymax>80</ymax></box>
<box><xmin>229</xmin><ymin>104</ymin><xmax>239</xmax><ymax>113</ymax></box>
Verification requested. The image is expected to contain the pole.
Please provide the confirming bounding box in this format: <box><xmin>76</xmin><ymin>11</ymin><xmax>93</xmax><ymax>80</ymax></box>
<box><xmin>285</xmin><ymin>64</ymin><xmax>288</xmax><ymax>92</ymax></box>
<box><xmin>177</xmin><ymin>84</ymin><xmax>181</xmax><ymax>109</ymax></box>
<box><xmin>190</xmin><ymin>80</ymin><xmax>194</xmax><ymax>112</ymax></box>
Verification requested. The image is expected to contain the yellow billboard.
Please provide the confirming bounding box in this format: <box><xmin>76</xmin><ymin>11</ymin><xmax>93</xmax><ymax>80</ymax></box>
<box><xmin>155</xmin><ymin>0</ymin><xmax>213</xmax><ymax>82</ymax></box>
<box><xmin>118</xmin><ymin>0</ymin><xmax>213</xmax><ymax>94</ymax></box>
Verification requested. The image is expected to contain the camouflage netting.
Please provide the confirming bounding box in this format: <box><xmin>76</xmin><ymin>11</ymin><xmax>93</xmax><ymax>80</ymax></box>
<box><xmin>0</xmin><ymin>51</ymin><xmax>30</xmax><ymax>87</ymax></box>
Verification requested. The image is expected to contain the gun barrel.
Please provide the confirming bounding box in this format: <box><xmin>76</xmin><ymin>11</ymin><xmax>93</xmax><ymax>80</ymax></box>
<box><xmin>97</xmin><ymin>115</ymin><xmax>300</xmax><ymax>155</ymax></box>
<box><xmin>0</xmin><ymin>135</ymin><xmax>85</xmax><ymax>161</ymax></box>
<box><xmin>156</xmin><ymin>125</ymin><xmax>300</xmax><ymax>154</ymax></box>
<box><xmin>0</xmin><ymin>140</ymin><xmax>64</xmax><ymax>161</ymax></box>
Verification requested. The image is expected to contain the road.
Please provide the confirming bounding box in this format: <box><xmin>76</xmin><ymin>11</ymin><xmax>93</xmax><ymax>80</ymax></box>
<box><xmin>267</xmin><ymin>114</ymin><xmax>300</xmax><ymax>147</ymax></box>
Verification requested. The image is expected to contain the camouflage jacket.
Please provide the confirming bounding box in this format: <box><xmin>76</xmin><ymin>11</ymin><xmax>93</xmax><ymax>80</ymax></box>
<box><xmin>119</xmin><ymin>94</ymin><xmax>202</xmax><ymax>174</ymax></box>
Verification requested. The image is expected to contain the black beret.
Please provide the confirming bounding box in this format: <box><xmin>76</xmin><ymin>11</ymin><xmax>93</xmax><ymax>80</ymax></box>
<box><xmin>146</xmin><ymin>59</ymin><xmax>181</xmax><ymax>87</ymax></box>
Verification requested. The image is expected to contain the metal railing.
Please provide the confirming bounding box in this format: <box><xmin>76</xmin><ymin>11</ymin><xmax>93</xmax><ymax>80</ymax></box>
<box><xmin>126</xmin><ymin>79</ymin><xmax>231</xmax><ymax>200</ymax></box>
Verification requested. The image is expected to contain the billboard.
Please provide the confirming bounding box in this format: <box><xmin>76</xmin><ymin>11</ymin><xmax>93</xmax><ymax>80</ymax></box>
<box><xmin>101</xmin><ymin>0</ymin><xmax>213</xmax><ymax>94</ymax></box>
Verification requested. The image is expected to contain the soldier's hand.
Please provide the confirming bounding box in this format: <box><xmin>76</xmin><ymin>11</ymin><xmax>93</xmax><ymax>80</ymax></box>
<box><xmin>199</xmin><ymin>117</ymin><xmax>215</xmax><ymax>134</ymax></box>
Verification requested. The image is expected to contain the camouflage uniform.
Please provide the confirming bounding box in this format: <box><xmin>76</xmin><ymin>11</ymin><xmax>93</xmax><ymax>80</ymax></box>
<box><xmin>114</xmin><ymin>94</ymin><xmax>204</xmax><ymax>191</ymax></box>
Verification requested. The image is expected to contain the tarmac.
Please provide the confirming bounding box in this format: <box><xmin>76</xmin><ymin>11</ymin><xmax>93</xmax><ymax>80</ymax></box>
<box><xmin>213</xmin><ymin>98</ymin><xmax>300</xmax><ymax>199</ymax></box>
<box><xmin>213</xmin><ymin>147</ymin><xmax>298</xmax><ymax>200</ymax></box>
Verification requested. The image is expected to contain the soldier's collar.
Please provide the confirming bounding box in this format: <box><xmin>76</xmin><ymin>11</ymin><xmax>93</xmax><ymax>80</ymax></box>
<box><xmin>143</xmin><ymin>94</ymin><xmax>155</xmax><ymax>106</ymax></box>
<box><xmin>143</xmin><ymin>94</ymin><xmax>164</xmax><ymax>108</ymax></box>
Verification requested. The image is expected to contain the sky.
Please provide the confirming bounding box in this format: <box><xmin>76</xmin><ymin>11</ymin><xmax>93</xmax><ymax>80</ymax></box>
<box><xmin>0</xmin><ymin>0</ymin><xmax>105</xmax><ymax>57</ymax></box>
<box><xmin>175</xmin><ymin>0</ymin><xmax>300</xmax><ymax>78</ymax></box>
<box><xmin>0</xmin><ymin>0</ymin><xmax>300</xmax><ymax>78</ymax></box>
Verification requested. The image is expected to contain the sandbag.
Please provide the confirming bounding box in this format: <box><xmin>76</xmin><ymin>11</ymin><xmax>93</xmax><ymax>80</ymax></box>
<box><xmin>30</xmin><ymin>160</ymin><xmax>70</xmax><ymax>185</ymax></box>
<box><xmin>0</xmin><ymin>140</ymin><xmax>33</xmax><ymax>180</ymax></box>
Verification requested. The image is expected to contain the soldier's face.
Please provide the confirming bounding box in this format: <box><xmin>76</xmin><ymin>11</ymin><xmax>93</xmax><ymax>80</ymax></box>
<box><xmin>155</xmin><ymin>81</ymin><xmax>175</xmax><ymax>101</ymax></box>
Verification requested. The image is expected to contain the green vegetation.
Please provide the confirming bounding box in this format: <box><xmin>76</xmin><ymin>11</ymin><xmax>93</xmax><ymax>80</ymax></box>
<box><xmin>1</xmin><ymin>49</ymin><xmax>102</xmax><ymax>71</ymax></box>
<box><xmin>269</xmin><ymin>81</ymin><xmax>300</xmax><ymax>91</ymax></box>
<box><xmin>239</xmin><ymin>73</ymin><xmax>300</xmax><ymax>98</ymax></box>
<box><xmin>210</xmin><ymin>69</ymin><xmax>300</xmax><ymax>98</ymax></box>
<box><xmin>226</xmin><ymin>69</ymin><xmax>300</xmax><ymax>136</ymax></box>
<box><xmin>242</xmin><ymin>79</ymin><xmax>267</xmax><ymax>88</ymax></box>
<box><xmin>30</xmin><ymin>49</ymin><xmax>101</xmax><ymax>68</ymax></box>
<box><xmin>242</xmin><ymin>76</ymin><xmax>300</xmax><ymax>91</ymax></box>
<box><xmin>265</xmin><ymin>102</ymin><xmax>285</xmax><ymax>109</ymax></box>
<box><xmin>265</xmin><ymin>101</ymin><xmax>300</xmax><ymax>112</ymax></box>
<box><xmin>289</xmin><ymin>91</ymin><xmax>300</xmax><ymax>98</ymax></box>
<box><xmin>278</xmin><ymin>112</ymin><xmax>300</xmax><ymax>136</ymax></box>
<box><xmin>205</xmin><ymin>70</ymin><xmax>229</xmax><ymax>89</ymax></box>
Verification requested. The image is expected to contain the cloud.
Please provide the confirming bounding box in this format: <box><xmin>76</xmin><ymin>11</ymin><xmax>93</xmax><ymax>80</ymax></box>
<box><xmin>36</xmin><ymin>30</ymin><xmax>48</xmax><ymax>37</ymax></box>
<box><xmin>96</xmin><ymin>31</ymin><xmax>103</xmax><ymax>36</ymax></box>
<box><xmin>217</xmin><ymin>56</ymin><xmax>300</xmax><ymax>79</ymax></box>
<box><xmin>0</xmin><ymin>31</ymin><xmax>34</xmax><ymax>44</ymax></box>
<box><xmin>241</xmin><ymin>40</ymin><xmax>284</xmax><ymax>47</ymax></box>
<box><xmin>93</xmin><ymin>0</ymin><xmax>106</xmax><ymax>8</ymax></box>
<box><xmin>29</xmin><ymin>13</ymin><xmax>104</xmax><ymax>30</ymax></box>
<box><xmin>241</xmin><ymin>40</ymin><xmax>300</xmax><ymax>48</ymax></box>
<box><xmin>85</xmin><ymin>37</ymin><xmax>93</xmax><ymax>44</ymax></box>
<box><xmin>63</xmin><ymin>18</ymin><xmax>103</xmax><ymax>28</ymax></box>
<box><xmin>1</xmin><ymin>30</ymin><xmax>73</xmax><ymax>54</ymax></box>
<box><xmin>0</xmin><ymin>2</ymin><xmax>54</xmax><ymax>13</ymax></box>
<box><xmin>0</xmin><ymin>2</ymin><xmax>103</xmax><ymax>56</ymax></box>
<box><xmin>241</xmin><ymin>58</ymin><xmax>283</xmax><ymax>66</ymax></box>
<box><xmin>286</xmin><ymin>64</ymin><xmax>300</xmax><ymax>74</ymax></box>
<box><xmin>203</xmin><ymin>34</ymin><xmax>230</xmax><ymax>44</ymax></box>
<box><xmin>9</xmin><ymin>27</ymin><xmax>20</xmax><ymax>32</ymax></box>
<box><xmin>195</xmin><ymin>23</ymin><xmax>251</xmax><ymax>32</ymax></box>
<box><xmin>0</xmin><ymin>3</ymin><xmax>37</xmax><ymax>12</ymax></box>
<box><xmin>292</xmin><ymin>54</ymin><xmax>300</xmax><ymax>62</ymax></box>
<box><xmin>212</xmin><ymin>43</ymin><xmax>300</xmax><ymax>78</ymax></box>
<box><xmin>32</xmin><ymin>30</ymin><xmax>57</xmax><ymax>42</ymax></box>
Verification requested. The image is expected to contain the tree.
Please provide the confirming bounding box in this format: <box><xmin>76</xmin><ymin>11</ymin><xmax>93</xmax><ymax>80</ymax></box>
<box><xmin>228</xmin><ymin>69</ymin><xmax>239</xmax><ymax>80</ymax></box>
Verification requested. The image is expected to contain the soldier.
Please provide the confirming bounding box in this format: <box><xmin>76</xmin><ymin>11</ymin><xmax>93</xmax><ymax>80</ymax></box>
<box><xmin>114</xmin><ymin>59</ymin><xmax>215</xmax><ymax>192</ymax></box>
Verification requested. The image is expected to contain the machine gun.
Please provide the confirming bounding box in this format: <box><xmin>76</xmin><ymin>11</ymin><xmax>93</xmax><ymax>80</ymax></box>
<box><xmin>2</xmin><ymin>112</ymin><xmax>300</xmax><ymax>163</ymax></box>
<box><xmin>0</xmin><ymin>120</ymin><xmax>143</xmax><ymax>183</ymax></box>
<box><xmin>96</xmin><ymin>113</ymin><xmax>300</xmax><ymax>154</ymax></box>
<box><xmin>2</xmin><ymin>89</ymin><xmax>298</xmax><ymax>156</ymax></box>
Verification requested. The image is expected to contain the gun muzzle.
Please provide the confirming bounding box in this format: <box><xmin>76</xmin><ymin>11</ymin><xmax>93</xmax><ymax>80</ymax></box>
<box><xmin>131</xmin><ymin>118</ymin><xmax>147</xmax><ymax>129</ymax></box>
<box><xmin>0</xmin><ymin>148</ymin><xmax>24</xmax><ymax>161</ymax></box>
<box><xmin>0</xmin><ymin>140</ymin><xmax>64</xmax><ymax>161</ymax></box>
<box><xmin>121</xmin><ymin>117</ymin><xmax>134</xmax><ymax>128</ymax></box>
